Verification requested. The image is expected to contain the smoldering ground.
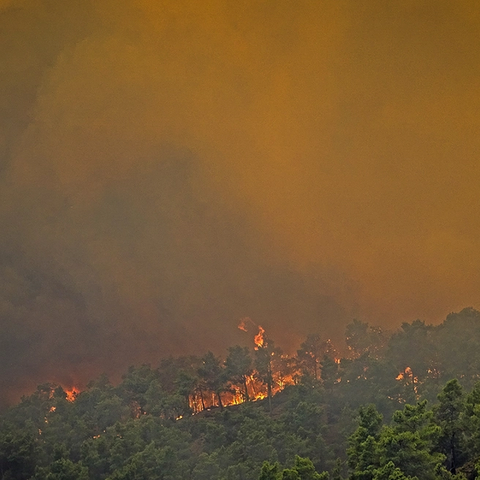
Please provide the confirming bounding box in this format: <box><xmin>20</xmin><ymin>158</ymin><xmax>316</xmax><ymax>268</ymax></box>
<box><xmin>1</xmin><ymin>0</ymin><xmax>480</xmax><ymax>405</ymax></box>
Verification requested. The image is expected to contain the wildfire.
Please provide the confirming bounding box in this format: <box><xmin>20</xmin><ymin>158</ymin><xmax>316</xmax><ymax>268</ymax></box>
<box><xmin>396</xmin><ymin>366</ymin><xmax>413</xmax><ymax>381</ymax></box>
<box><xmin>395</xmin><ymin>366</ymin><xmax>420</xmax><ymax>397</ymax></box>
<box><xmin>238</xmin><ymin>317</ymin><xmax>266</xmax><ymax>351</ymax></box>
<box><xmin>238</xmin><ymin>318</ymin><xmax>248</xmax><ymax>332</ymax></box>
<box><xmin>238</xmin><ymin>316</ymin><xmax>257</xmax><ymax>333</ymax></box>
<box><xmin>65</xmin><ymin>388</ymin><xmax>79</xmax><ymax>402</ymax></box>
<box><xmin>254</xmin><ymin>326</ymin><xmax>265</xmax><ymax>349</ymax></box>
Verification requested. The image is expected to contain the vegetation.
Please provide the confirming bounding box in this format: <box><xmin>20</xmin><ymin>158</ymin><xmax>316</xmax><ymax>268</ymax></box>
<box><xmin>2</xmin><ymin>308</ymin><xmax>480</xmax><ymax>479</ymax></box>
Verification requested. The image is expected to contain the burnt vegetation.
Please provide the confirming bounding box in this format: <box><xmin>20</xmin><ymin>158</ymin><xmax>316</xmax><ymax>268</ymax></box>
<box><xmin>2</xmin><ymin>308</ymin><xmax>480</xmax><ymax>479</ymax></box>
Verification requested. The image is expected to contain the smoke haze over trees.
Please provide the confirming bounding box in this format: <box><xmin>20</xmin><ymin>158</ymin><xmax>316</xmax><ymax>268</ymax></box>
<box><xmin>2</xmin><ymin>309</ymin><xmax>480</xmax><ymax>479</ymax></box>
<box><xmin>1</xmin><ymin>1</ymin><xmax>480</xmax><ymax>404</ymax></box>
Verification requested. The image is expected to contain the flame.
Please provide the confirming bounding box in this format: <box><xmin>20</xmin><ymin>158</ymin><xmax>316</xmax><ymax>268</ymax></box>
<box><xmin>254</xmin><ymin>325</ymin><xmax>265</xmax><ymax>349</ymax></box>
<box><xmin>254</xmin><ymin>392</ymin><xmax>267</xmax><ymax>400</ymax></box>
<box><xmin>238</xmin><ymin>318</ymin><xmax>266</xmax><ymax>352</ymax></box>
<box><xmin>395</xmin><ymin>366</ymin><xmax>420</xmax><ymax>397</ymax></box>
<box><xmin>238</xmin><ymin>316</ymin><xmax>256</xmax><ymax>332</ymax></box>
<box><xmin>65</xmin><ymin>388</ymin><xmax>79</xmax><ymax>402</ymax></box>
<box><xmin>238</xmin><ymin>319</ymin><xmax>248</xmax><ymax>332</ymax></box>
<box><xmin>396</xmin><ymin>366</ymin><xmax>413</xmax><ymax>381</ymax></box>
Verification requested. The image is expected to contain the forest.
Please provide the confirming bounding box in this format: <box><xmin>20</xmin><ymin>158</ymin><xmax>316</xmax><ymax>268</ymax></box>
<box><xmin>2</xmin><ymin>307</ymin><xmax>480</xmax><ymax>480</ymax></box>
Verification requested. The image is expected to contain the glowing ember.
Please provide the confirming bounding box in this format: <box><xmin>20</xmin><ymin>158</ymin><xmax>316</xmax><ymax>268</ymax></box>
<box><xmin>396</xmin><ymin>366</ymin><xmax>413</xmax><ymax>381</ymax></box>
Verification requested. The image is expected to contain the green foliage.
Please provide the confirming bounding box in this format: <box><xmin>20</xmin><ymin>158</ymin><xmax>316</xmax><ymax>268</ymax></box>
<box><xmin>34</xmin><ymin>458</ymin><xmax>89</xmax><ymax>480</ymax></box>
<box><xmin>347</xmin><ymin>405</ymin><xmax>383</xmax><ymax>480</ymax></box>
<box><xmin>348</xmin><ymin>401</ymin><xmax>447</xmax><ymax>480</ymax></box>
<box><xmin>2</xmin><ymin>312</ymin><xmax>480</xmax><ymax>479</ymax></box>
<box><xmin>191</xmin><ymin>452</ymin><xmax>222</xmax><ymax>479</ymax></box>
<box><xmin>345</xmin><ymin>321</ymin><xmax>387</xmax><ymax>360</ymax></box>
<box><xmin>297</xmin><ymin>334</ymin><xmax>326</xmax><ymax>380</ymax></box>
<box><xmin>0</xmin><ymin>425</ymin><xmax>39</xmax><ymax>479</ymax></box>
<box><xmin>436</xmin><ymin>309</ymin><xmax>480</xmax><ymax>391</ymax></box>
<box><xmin>370</xmin><ymin>461</ymin><xmax>416</xmax><ymax>480</ymax></box>
<box><xmin>434</xmin><ymin>380</ymin><xmax>466</xmax><ymax>473</ymax></box>
<box><xmin>258</xmin><ymin>456</ymin><xmax>328</xmax><ymax>480</ymax></box>
<box><xmin>259</xmin><ymin>461</ymin><xmax>282</xmax><ymax>480</ymax></box>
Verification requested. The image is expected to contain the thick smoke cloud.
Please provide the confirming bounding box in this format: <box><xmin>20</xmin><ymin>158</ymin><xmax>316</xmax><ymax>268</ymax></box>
<box><xmin>0</xmin><ymin>0</ymin><xmax>479</xmax><ymax>405</ymax></box>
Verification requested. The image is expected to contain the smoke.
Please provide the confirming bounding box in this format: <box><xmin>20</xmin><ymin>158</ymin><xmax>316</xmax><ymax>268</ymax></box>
<box><xmin>0</xmin><ymin>0</ymin><xmax>479</xmax><ymax>405</ymax></box>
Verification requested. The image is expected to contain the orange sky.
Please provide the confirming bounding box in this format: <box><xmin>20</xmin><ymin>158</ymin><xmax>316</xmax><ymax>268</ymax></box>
<box><xmin>0</xmin><ymin>0</ymin><xmax>479</xmax><ymax>404</ymax></box>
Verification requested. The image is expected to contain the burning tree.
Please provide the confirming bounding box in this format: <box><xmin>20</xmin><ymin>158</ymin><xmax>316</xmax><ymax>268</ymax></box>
<box><xmin>198</xmin><ymin>351</ymin><xmax>226</xmax><ymax>410</ymax></box>
<box><xmin>225</xmin><ymin>346</ymin><xmax>253</xmax><ymax>402</ymax></box>
<box><xmin>254</xmin><ymin>334</ymin><xmax>282</xmax><ymax>413</ymax></box>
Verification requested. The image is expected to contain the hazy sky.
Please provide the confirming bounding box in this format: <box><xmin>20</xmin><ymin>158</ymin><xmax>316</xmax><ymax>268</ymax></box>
<box><xmin>1</xmin><ymin>0</ymin><xmax>479</xmax><ymax>404</ymax></box>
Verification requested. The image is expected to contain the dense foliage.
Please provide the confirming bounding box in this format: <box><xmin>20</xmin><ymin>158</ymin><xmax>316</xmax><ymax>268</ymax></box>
<box><xmin>2</xmin><ymin>308</ymin><xmax>480</xmax><ymax>479</ymax></box>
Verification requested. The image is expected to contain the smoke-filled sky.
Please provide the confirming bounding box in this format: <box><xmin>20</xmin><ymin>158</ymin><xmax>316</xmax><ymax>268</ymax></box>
<box><xmin>1</xmin><ymin>0</ymin><xmax>479</xmax><ymax>405</ymax></box>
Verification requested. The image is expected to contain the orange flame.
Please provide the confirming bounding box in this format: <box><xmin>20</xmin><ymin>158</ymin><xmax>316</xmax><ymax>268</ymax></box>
<box><xmin>65</xmin><ymin>388</ymin><xmax>79</xmax><ymax>402</ymax></box>
<box><xmin>396</xmin><ymin>366</ymin><xmax>413</xmax><ymax>381</ymax></box>
<box><xmin>238</xmin><ymin>316</ymin><xmax>256</xmax><ymax>332</ymax></box>
<box><xmin>254</xmin><ymin>325</ymin><xmax>265</xmax><ymax>349</ymax></box>
<box><xmin>238</xmin><ymin>319</ymin><xmax>248</xmax><ymax>332</ymax></box>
